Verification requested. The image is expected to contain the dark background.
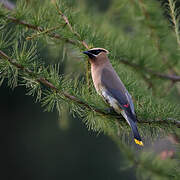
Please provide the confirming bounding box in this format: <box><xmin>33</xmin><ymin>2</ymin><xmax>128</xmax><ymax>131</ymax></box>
<box><xmin>1</xmin><ymin>1</ymin><xmax>136</xmax><ymax>179</ymax></box>
<box><xmin>2</xmin><ymin>82</ymin><xmax>135</xmax><ymax>180</ymax></box>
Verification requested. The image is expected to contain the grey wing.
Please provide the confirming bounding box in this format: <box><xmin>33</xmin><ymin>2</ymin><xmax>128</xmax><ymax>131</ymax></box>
<box><xmin>125</xmin><ymin>92</ymin><xmax>135</xmax><ymax>115</ymax></box>
<box><xmin>101</xmin><ymin>68</ymin><xmax>136</xmax><ymax>117</ymax></box>
<box><xmin>101</xmin><ymin>89</ymin><xmax>117</xmax><ymax>106</ymax></box>
<box><xmin>101</xmin><ymin>88</ymin><xmax>125</xmax><ymax>114</ymax></box>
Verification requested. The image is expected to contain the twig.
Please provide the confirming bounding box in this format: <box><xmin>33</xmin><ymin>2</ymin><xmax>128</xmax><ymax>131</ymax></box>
<box><xmin>168</xmin><ymin>0</ymin><xmax>180</xmax><ymax>48</ymax></box>
<box><xmin>5</xmin><ymin>17</ymin><xmax>180</xmax><ymax>82</ymax></box>
<box><xmin>52</xmin><ymin>1</ymin><xmax>91</xmax><ymax>86</ymax></box>
<box><xmin>8</xmin><ymin>15</ymin><xmax>180</xmax><ymax>82</ymax></box>
<box><xmin>3</xmin><ymin>13</ymin><xmax>180</xmax><ymax>83</ymax></box>
<box><xmin>0</xmin><ymin>49</ymin><xmax>180</xmax><ymax>128</ymax></box>
<box><xmin>137</xmin><ymin>119</ymin><xmax>180</xmax><ymax>128</ymax></box>
<box><xmin>53</xmin><ymin>1</ymin><xmax>89</xmax><ymax>49</ymax></box>
<box><xmin>0</xmin><ymin>49</ymin><xmax>106</xmax><ymax>116</ymax></box>
<box><xmin>119</xmin><ymin>58</ymin><xmax>180</xmax><ymax>82</ymax></box>
<box><xmin>7</xmin><ymin>16</ymin><xmax>76</xmax><ymax>45</ymax></box>
<box><xmin>5</xmin><ymin>3</ymin><xmax>91</xmax><ymax>85</ymax></box>
<box><xmin>53</xmin><ymin>1</ymin><xmax>90</xmax><ymax>86</ymax></box>
<box><xmin>26</xmin><ymin>25</ymin><xmax>65</xmax><ymax>40</ymax></box>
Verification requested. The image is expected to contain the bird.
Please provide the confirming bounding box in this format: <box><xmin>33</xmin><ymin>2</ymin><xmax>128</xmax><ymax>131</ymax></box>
<box><xmin>83</xmin><ymin>48</ymin><xmax>143</xmax><ymax>146</ymax></box>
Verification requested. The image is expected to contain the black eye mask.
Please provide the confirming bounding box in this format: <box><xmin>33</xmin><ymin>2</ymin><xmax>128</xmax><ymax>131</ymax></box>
<box><xmin>90</xmin><ymin>50</ymin><xmax>101</xmax><ymax>55</ymax></box>
<box><xmin>83</xmin><ymin>49</ymin><xmax>107</xmax><ymax>59</ymax></box>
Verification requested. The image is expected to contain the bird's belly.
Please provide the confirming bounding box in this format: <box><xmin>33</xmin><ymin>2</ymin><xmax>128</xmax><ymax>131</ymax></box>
<box><xmin>91</xmin><ymin>67</ymin><xmax>103</xmax><ymax>95</ymax></box>
<box><xmin>101</xmin><ymin>90</ymin><xmax>122</xmax><ymax>114</ymax></box>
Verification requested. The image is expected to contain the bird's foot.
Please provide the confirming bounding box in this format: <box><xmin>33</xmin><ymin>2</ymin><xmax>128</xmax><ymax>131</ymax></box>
<box><xmin>105</xmin><ymin>107</ymin><xmax>117</xmax><ymax>115</ymax></box>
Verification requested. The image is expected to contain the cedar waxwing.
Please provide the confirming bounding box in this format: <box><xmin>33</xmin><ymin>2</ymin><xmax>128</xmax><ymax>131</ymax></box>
<box><xmin>83</xmin><ymin>48</ymin><xmax>143</xmax><ymax>146</ymax></box>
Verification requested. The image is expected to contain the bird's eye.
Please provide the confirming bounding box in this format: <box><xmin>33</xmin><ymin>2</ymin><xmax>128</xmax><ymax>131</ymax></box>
<box><xmin>90</xmin><ymin>49</ymin><xmax>102</xmax><ymax>55</ymax></box>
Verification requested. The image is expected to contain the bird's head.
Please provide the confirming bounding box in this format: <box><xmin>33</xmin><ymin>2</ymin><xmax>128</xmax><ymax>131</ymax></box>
<box><xmin>83</xmin><ymin>48</ymin><xmax>109</xmax><ymax>62</ymax></box>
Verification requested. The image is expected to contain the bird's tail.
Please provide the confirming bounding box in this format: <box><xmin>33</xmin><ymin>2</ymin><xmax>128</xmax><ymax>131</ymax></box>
<box><xmin>130</xmin><ymin>120</ymin><xmax>144</xmax><ymax>146</ymax></box>
<box><xmin>121</xmin><ymin>112</ymin><xmax>144</xmax><ymax>146</ymax></box>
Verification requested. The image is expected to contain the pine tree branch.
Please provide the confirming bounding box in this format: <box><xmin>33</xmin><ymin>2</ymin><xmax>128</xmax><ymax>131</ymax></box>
<box><xmin>1</xmin><ymin>2</ymin><xmax>180</xmax><ymax>127</ymax></box>
<box><xmin>7</xmin><ymin>15</ymin><xmax>180</xmax><ymax>82</ymax></box>
<box><xmin>52</xmin><ymin>0</ymin><xmax>89</xmax><ymax>49</ymax></box>
<box><xmin>0</xmin><ymin>50</ymin><xmax>106</xmax><ymax>116</ymax></box>
<box><xmin>1</xmin><ymin>2</ymin><xmax>180</xmax><ymax>83</ymax></box>
<box><xmin>52</xmin><ymin>0</ymin><xmax>91</xmax><ymax>87</ymax></box>
<box><xmin>0</xmin><ymin>0</ymin><xmax>77</xmax><ymax>46</ymax></box>
<box><xmin>26</xmin><ymin>25</ymin><xmax>66</xmax><ymax>40</ymax></box>
<box><xmin>52</xmin><ymin>0</ymin><xmax>180</xmax><ymax>83</ymax></box>
<box><xmin>6</xmin><ymin>16</ymin><xmax>76</xmax><ymax>45</ymax></box>
<box><xmin>0</xmin><ymin>50</ymin><xmax>180</xmax><ymax>128</ymax></box>
<box><xmin>138</xmin><ymin>119</ymin><xmax>180</xmax><ymax>128</ymax></box>
<box><xmin>168</xmin><ymin>0</ymin><xmax>180</xmax><ymax>48</ymax></box>
<box><xmin>119</xmin><ymin>58</ymin><xmax>180</xmax><ymax>82</ymax></box>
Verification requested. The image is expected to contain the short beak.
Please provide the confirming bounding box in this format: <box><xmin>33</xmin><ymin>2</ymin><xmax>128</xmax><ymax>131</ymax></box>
<box><xmin>83</xmin><ymin>51</ymin><xmax>96</xmax><ymax>59</ymax></box>
<box><xmin>83</xmin><ymin>51</ymin><xmax>91</xmax><ymax>56</ymax></box>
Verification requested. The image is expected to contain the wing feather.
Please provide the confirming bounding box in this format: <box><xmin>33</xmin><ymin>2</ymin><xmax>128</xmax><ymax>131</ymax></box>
<box><xmin>101</xmin><ymin>68</ymin><xmax>136</xmax><ymax>120</ymax></box>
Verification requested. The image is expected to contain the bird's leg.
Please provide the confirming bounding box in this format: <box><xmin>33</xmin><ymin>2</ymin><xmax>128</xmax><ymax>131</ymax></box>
<box><xmin>105</xmin><ymin>107</ymin><xmax>117</xmax><ymax>114</ymax></box>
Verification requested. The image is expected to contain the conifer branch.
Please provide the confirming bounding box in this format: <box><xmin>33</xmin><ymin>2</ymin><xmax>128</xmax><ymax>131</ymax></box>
<box><xmin>52</xmin><ymin>0</ymin><xmax>91</xmax><ymax>87</ymax></box>
<box><xmin>0</xmin><ymin>50</ymin><xmax>106</xmax><ymax>116</ymax></box>
<box><xmin>1</xmin><ymin>8</ymin><xmax>180</xmax><ymax>83</ymax></box>
<box><xmin>1</xmin><ymin>1</ymin><xmax>180</xmax><ymax>82</ymax></box>
<box><xmin>8</xmin><ymin>16</ymin><xmax>180</xmax><ymax>83</ymax></box>
<box><xmin>1</xmin><ymin>0</ymin><xmax>76</xmax><ymax>46</ymax></box>
<box><xmin>0</xmin><ymin>50</ymin><xmax>180</xmax><ymax>128</ymax></box>
<box><xmin>52</xmin><ymin>0</ymin><xmax>89</xmax><ymax>49</ymax></box>
<box><xmin>168</xmin><ymin>0</ymin><xmax>180</xmax><ymax>48</ymax></box>
<box><xmin>26</xmin><ymin>25</ymin><xmax>65</xmax><ymax>40</ymax></box>
<box><xmin>0</xmin><ymin>49</ymin><xmax>180</xmax><ymax>128</ymax></box>
<box><xmin>4</xmin><ymin>1</ymin><xmax>91</xmax><ymax>88</ymax></box>
<box><xmin>7</xmin><ymin>16</ymin><xmax>76</xmax><ymax>45</ymax></box>
<box><xmin>52</xmin><ymin>0</ymin><xmax>180</xmax><ymax>83</ymax></box>
<box><xmin>119</xmin><ymin>59</ymin><xmax>180</xmax><ymax>82</ymax></box>
<box><xmin>138</xmin><ymin>119</ymin><xmax>180</xmax><ymax>128</ymax></box>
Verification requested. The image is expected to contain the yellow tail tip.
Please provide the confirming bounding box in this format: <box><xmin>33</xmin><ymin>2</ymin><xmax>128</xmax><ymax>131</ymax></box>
<box><xmin>134</xmin><ymin>139</ymin><xmax>144</xmax><ymax>146</ymax></box>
